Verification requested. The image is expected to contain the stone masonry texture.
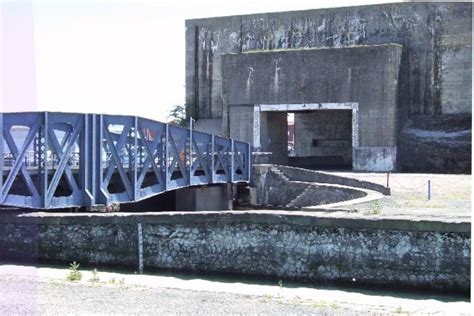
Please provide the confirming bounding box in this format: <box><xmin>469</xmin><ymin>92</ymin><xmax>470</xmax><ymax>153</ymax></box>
<box><xmin>0</xmin><ymin>212</ymin><xmax>470</xmax><ymax>293</ymax></box>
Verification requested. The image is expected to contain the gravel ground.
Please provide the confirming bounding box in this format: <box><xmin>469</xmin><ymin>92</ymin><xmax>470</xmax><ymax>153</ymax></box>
<box><xmin>328</xmin><ymin>172</ymin><xmax>471</xmax><ymax>220</ymax></box>
<box><xmin>0</xmin><ymin>276</ymin><xmax>358</xmax><ymax>315</ymax></box>
<box><xmin>0</xmin><ymin>265</ymin><xmax>470</xmax><ymax>315</ymax></box>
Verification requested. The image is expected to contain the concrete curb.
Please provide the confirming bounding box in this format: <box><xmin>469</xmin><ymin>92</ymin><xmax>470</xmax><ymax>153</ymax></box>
<box><xmin>0</xmin><ymin>210</ymin><xmax>470</xmax><ymax>233</ymax></box>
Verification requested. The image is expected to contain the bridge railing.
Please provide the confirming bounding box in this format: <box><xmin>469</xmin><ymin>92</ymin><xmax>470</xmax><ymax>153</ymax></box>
<box><xmin>0</xmin><ymin>112</ymin><xmax>251</xmax><ymax>209</ymax></box>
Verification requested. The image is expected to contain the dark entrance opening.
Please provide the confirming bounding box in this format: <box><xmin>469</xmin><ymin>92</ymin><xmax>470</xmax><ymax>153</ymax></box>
<box><xmin>288</xmin><ymin>110</ymin><xmax>353</xmax><ymax>170</ymax></box>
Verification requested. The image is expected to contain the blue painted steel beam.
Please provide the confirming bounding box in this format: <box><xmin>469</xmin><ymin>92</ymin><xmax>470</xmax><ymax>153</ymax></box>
<box><xmin>0</xmin><ymin>112</ymin><xmax>252</xmax><ymax>209</ymax></box>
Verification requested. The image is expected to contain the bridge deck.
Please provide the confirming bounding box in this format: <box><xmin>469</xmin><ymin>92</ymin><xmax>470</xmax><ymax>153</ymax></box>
<box><xmin>1</xmin><ymin>112</ymin><xmax>251</xmax><ymax>209</ymax></box>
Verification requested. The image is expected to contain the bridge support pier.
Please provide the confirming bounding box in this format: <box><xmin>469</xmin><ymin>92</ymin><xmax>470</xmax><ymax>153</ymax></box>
<box><xmin>175</xmin><ymin>185</ymin><xmax>233</xmax><ymax>212</ymax></box>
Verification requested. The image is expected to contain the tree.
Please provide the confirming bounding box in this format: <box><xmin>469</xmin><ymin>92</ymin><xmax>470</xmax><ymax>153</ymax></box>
<box><xmin>167</xmin><ymin>102</ymin><xmax>194</xmax><ymax>127</ymax></box>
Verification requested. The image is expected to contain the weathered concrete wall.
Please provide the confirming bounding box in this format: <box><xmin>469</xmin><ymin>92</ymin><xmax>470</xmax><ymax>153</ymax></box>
<box><xmin>194</xmin><ymin>119</ymin><xmax>223</xmax><ymax>136</ymax></box>
<box><xmin>175</xmin><ymin>185</ymin><xmax>231</xmax><ymax>211</ymax></box>
<box><xmin>437</xmin><ymin>4</ymin><xmax>472</xmax><ymax>114</ymax></box>
<box><xmin>294</xmin><ymin>110</ymin><xmax>352</xmax><ymax>165</ymax></box>
<box><xmin>222</xmin><ymin>45</ymin><xmax>402</xmax><ymax>171</ymax></box>
<box><xmin>186</xmin><ymin>15</ymin><xmax>242</xmax><ymax>120</ymax></box>
<box><xmin>186</xmin><ymin>2</ymin><xmax>472</xmax><ymax>118</ymax></box>
<box><xmin>259</xmin><ymin>111</ymin><xmax>288</xmax><ymax>165</ymax></box>
<box><xmin>354</xmin><ymin>146</ymin><xmax>397</xmax><ymax>172</ymax></box>
<box><xmin>222</xmin><ymin>45</ymin><xmax>401</xmax><ymax>147</ymax></box>
<box><xmin>185</xmin><ymin>2</ymin><xmax>472</xmax><ymax>173</ymax></box>
<box><xmin>228</xmin><ymin>105</ymin><xmax>254</xmax><ymax>144</ymax></box>
<box><xmin>0</xmin><ymin>212</ymin><xmax>470</xmax><ymax>293</ymax></box>
<box><xmin>398</xmin><ymin>114</ymin><xmax>472</xmax><ymax>173</ymax></box>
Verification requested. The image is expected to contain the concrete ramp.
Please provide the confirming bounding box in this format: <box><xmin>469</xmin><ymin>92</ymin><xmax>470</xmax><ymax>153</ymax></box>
<box><xmin>253</xmin><ymin>165</ymin><xmax>388</xmax><ymax>209</ymax></box>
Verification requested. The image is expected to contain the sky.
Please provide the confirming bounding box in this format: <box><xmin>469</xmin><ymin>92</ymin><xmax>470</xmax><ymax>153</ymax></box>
<box><xmin>1</xmin><ymin>0</ymin><xmax>404</xmax><ymax>122</ymax></box>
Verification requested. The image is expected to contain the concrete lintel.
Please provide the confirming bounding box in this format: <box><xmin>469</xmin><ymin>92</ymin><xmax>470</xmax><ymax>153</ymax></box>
<box><xmin>259</xmin><ymin>103</ymin><xmax>358</xmax><ymax>112</ymax></box>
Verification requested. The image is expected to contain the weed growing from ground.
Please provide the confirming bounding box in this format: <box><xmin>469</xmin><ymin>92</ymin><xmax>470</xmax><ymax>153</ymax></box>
<box><xmin>67</xmin><ymin>261</ymin><xmax>82</xmax><ymax>282</ymax></box>
<box><xmin>311</xmin><ymin>301</ymin><xmax>339</xmax><ymax>310</ymax></box>
<box><xmin>89</xmin><ymin>268</ymin><xmax>100</xmax><ymax>283</ymax></box>
<box><xmin>119</xmin><ymin>277</ymin><xmax>126</xmax><ymax>287</ymax></box>
<box><xmin>369</xmin><ymin>200</ymin><xmax>382</xmax><ymax>215</ymax></box>
<box><xmin>394</xmin><ymin>305</ymin><xmax>408</xmax><ymax>314</ymax></box>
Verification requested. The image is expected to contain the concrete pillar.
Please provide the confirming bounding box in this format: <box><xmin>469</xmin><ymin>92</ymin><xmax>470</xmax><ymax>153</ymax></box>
<box><xmin>175</xmin><ymin>185</ymin><xmax>232</xmax><ymax>211</ymax></box>
<box><xmin>260</xmin><ymin>111</ymin><xmax>288</xmax><ymax>165</ymax></box>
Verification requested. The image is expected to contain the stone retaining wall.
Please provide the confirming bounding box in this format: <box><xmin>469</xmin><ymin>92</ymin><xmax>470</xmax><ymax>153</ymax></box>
<box><xmin>0</xmin><ymin>211</ymin><xmax>469</xmax><ymax>293</ymax></box>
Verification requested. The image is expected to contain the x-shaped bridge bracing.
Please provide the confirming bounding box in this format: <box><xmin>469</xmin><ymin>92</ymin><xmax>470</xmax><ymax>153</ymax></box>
<box><xmin>0</xmin><ymin>112</ymin><xmax>251</xmax><ymax>209</ymax></box>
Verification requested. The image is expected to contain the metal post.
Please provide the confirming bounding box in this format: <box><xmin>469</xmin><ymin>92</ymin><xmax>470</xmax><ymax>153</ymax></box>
<box><xmin>189</xmin><ymin>117</ymin><xmax>193</xmax><ymax>185</ymax></box>
<box><xmin>211</xmin><ymin>134</ymin><xmax>215</xmax><ymax>183</ymax></box>
<box><xmin>97</xmin><ymin>114</ymin><xmax>108</xmax><ymax>205</ymax></box>
<box><xmin>81</xmin><ymin>114</ymin><xmax>89</xmax><ymax>205</ymax></box>
<box><xmin>33</xmin><ymin>135</ymin><xmax>38</xmax><ymax>167</ymax></box>
<box><xmin>41</xmin><ymin>112</ymin><xmax>49</xmax><ymax>208</ymax></box>
<box><xmin>230</xmin><ymin>139</ymin><xmax>234</xmax><ymax>182</ymax></box>
<box><xmin>427</xmin><ymin>179</ymin><xmax>431</xmax><ymax>200</ymax></box>
<box><xmin>386</xmin><ymin>172</ymin><xmax>390</xmax><ymax>188</ymax></box>
<box><xmin>92</xmin><ymin>114</ymin><xmax>100</xmax><ymax>205</ymax></box>
<box><xmin>247</xmin><ymin>143</ymin><xmax>251</xmax><ymax>181</ymax></box>
<box><xmin>132</xmin><ymin>116</ymin><xmax>138</xmax><ymax>201</ymax></box>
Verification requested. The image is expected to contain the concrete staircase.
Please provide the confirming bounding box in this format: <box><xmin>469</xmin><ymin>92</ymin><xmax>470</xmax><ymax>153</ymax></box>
<box><xmin>253</xmin><ymin>165</ymin><xmax>387</xmax><ymax>209</ymax></box>
<box><xmin>286</xmin><ymin>185</ymin><xmax>313</xmax><ymax>208</ymax></box>
<box><xmin>269</xmin><ymin>166</ymin><xmax>290</xmax><ymax>182</ymax></box>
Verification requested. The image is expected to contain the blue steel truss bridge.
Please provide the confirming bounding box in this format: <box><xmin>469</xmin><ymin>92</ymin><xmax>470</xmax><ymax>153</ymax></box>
<box><xmin>0</xmin><ymin>112</ymin><xmax>251</xmax><ymax>209</ymax></box>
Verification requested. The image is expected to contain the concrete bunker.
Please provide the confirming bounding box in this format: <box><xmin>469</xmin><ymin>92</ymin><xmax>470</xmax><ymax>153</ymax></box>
<box><xmin>186</xmin><ymin>2</ymin><xmax>472</xmax><ymax>173</ymax></box>
<box><xmin>223</xmin><ymin>44</ymin><xmax>402</xmax><ymax>171</ymax></box>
